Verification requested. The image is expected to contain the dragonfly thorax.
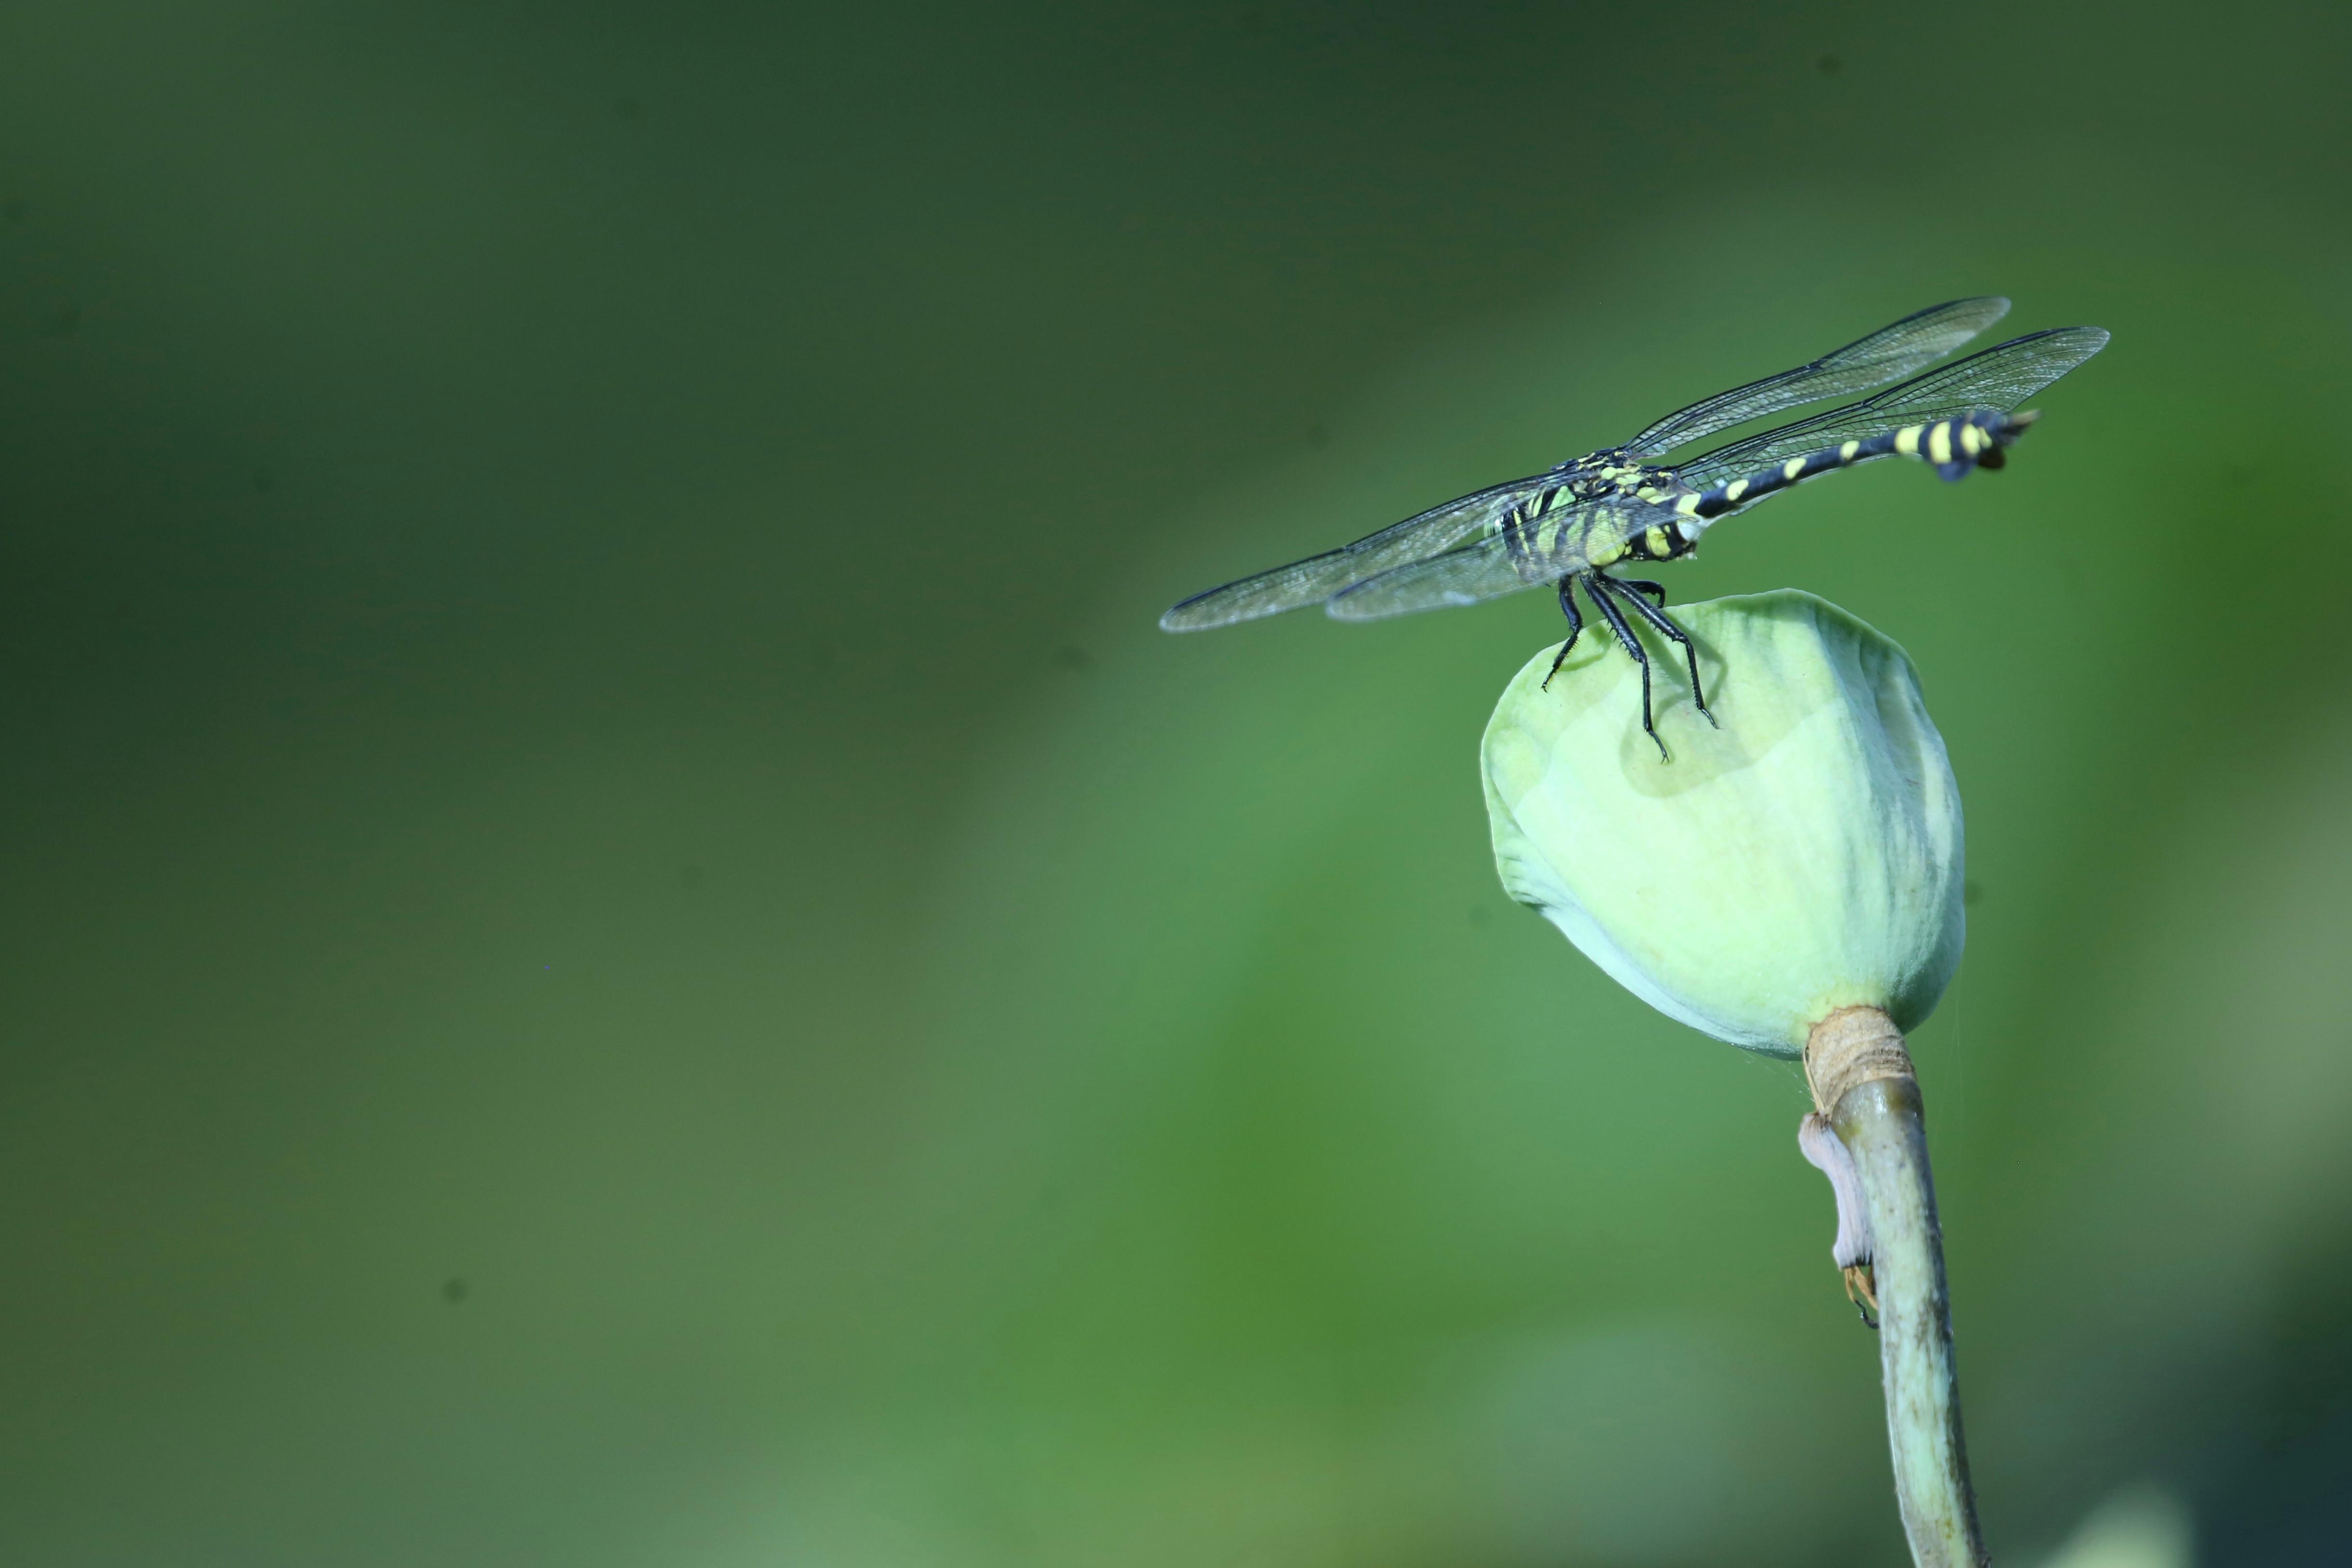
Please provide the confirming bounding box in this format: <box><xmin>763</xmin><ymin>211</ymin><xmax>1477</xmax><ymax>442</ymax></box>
<box><xmin>1552</xmin><ymin>451</ymin><xmax>1678</xmax><ymax>504</ymax></box>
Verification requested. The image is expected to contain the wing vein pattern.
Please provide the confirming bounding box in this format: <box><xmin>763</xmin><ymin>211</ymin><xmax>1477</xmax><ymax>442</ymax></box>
<box><xmin>1626</xmin><ymin>296</ymin><xmax>2011</xmax><ymax>457</ymax></box>
<box><xmin>1159</xmin><ymin>471</ymin><xmax>1562</xmax><ymax>631</ymax></box>
<box><xmin>1675</xmin><ymin>326</ymin><xmax>2110</xmax><ymax>490</ymax></box>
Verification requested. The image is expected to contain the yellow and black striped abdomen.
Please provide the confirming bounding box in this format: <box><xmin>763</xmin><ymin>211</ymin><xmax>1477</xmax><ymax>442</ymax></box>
<box><xmin>1690</xmin><ymin>409</ymin><xmax>2026</xmax><ymax>521</ymax></box>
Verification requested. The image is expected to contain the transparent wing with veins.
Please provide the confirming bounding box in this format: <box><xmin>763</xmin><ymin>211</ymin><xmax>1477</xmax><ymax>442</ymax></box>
<box><xmin>1673</xmin><ymin>326</ymin><xmax>2111</xmax><ymax>492</ymax></box>
<box><xmin>1625</xmin><ymin>296</ymin><xmax>2011</xmax><ymax>458</ymax></box>
<box><xmin>1158</xmin><ymin>470</ymin><xmax>1574</xmax><ymax>631</ymax></box>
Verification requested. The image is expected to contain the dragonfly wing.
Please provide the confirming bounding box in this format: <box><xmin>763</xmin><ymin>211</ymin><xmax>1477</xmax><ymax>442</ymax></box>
<box><xmin>1322</xmin><ymin>534</ymin><xmax>1543</xmax><ymax>620</ymax></box>
<box><xmin>1159</xmin><ymin>470</ymin><xmax>1563</xmax><ymax>631</ymax></box>
<box><xmin>1675</xmin><ymin>326</ymin><xmax>2110</xmax><ymax>490</ymax></box>
<box><xmin>1323</xmin><ymin>497</ymin><xmax>1661</xmax><ymax>621</ymax></box>
<box><xmin>1626</xmin><ymin>297</ymin><xmax>2012</xmax><ymax>458</ymax></box>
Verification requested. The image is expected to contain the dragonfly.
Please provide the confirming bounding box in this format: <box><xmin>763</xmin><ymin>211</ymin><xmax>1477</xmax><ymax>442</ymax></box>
<box><xmin>1160</xmin><ymin>298</ymin><xmax>2109</xmax><ymax>757</ymax></box>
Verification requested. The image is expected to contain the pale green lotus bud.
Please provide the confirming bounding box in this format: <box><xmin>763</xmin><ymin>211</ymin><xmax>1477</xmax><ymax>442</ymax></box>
<box><xmin>1481</xmin><ymin>590</ymin><xmax>1963</xmax><ymax>1056</ymax></box>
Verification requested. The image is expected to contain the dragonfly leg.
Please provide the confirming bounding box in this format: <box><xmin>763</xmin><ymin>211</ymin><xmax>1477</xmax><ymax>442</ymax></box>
<box><xmin>1619</xmin><ymin>578</ymin><xmax>1667</xmax><ymax>608</ymax></box>
<box><xmin>1581</xmin><ymin>572</ymin><xmax>1665</xmax><ymax>760</ymax></box>
<box><xmin>1540</xmin><ymin>578</ymin><xmax>1584</xmax><ymax>690</ymax></box>
<box><xmin>1604</xmin><ymin>577</ymin><xmax>1717</xmax><ymax>728</ymax></box>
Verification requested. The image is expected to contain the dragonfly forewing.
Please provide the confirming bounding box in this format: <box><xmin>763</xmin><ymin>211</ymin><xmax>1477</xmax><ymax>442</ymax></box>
<box><xmin>1675</xmin><ymin>326</ymin><xmax>2110</xmax><ymax>491</ymax></box>
<box><xmin>1626</xmin><ymin>297</ymin><xmax>2012</xmax><ymax>458</ymax></box>
<box><xmin>1158</xmin><ymin>470</ymin><xmax>1568</xmax><ymax>631</ymax></box>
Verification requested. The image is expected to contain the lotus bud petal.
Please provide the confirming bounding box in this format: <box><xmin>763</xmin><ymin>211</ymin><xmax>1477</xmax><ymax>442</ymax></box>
<box><xmin>1480</xmin><ymin>590</ymin><xmax>1964</xmax><ymax>1055</ymax></box>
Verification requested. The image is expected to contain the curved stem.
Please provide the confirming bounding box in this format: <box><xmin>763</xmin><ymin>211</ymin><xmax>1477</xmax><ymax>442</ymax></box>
<box><xmin>1831</xmin><ymin>1073</ymin><xmax>1987</xmax><ymax>1567</ymax></box>
<box><xmin>1803</xmin><ymin>1007</ymin><xmax>1986</xmax><ymax>1566</ymax></box>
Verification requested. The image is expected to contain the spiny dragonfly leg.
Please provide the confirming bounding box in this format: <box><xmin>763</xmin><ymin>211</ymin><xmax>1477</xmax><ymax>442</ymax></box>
<box><xmin>1540</xmin><ymin>578</ymin><xmax>1584</xmax><ymax>690</ymax></box>
<box><xmin>1609</xmin><ymin>578</ymin><xmax>1717</xmax><ymax>728</ymax></box>
<box><xmin>1620</xmin><ymin>578</ymin><xmax>1667</xmax><ymax>608</ymax></box>
<box><xmin>1580</xmin><ymin>571</ymin><xmax>1664</xmax><ymax>760</ymax></box>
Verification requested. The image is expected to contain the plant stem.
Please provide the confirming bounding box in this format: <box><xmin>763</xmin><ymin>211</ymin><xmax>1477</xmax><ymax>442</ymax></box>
<box><xmin>1808</xmin><ymin>1008</ymin><xmax>1987</xmax><ymax>1568</ymax></box>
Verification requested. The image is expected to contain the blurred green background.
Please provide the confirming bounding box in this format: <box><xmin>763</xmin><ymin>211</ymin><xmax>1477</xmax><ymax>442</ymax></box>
<box><xmin>3</xmin><ymin>3</ymin><xmax>2348</xmax><ymax>1564</ymax></box>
